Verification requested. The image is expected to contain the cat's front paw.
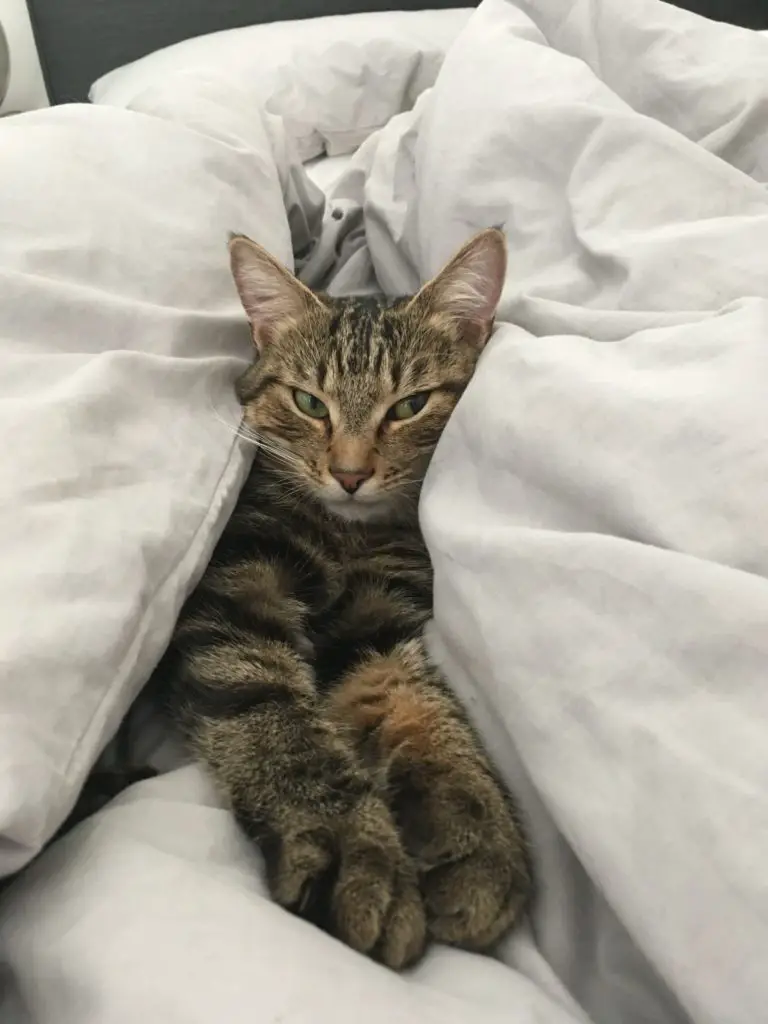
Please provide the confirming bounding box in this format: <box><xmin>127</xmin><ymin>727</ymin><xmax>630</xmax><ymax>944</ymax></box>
<box><xmin>396</xmin><ymin>766</ymin><xmax>531</xmax><ymax>950</ymax></box>
<box><xmin>268</xmin><ymin>793</ymin><xmax>426</xmax><ymax>969</ymax></box>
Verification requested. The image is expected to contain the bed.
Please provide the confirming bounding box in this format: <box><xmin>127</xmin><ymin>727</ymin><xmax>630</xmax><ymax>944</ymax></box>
<box><xmin>19</xmin><ymin>0</ymin><xmax>768</xmax><ymax>106</ymax></box>
<box><xmin>1</xmin><ymin>0</ymin><xmax>768</xmax><ymax>1022</ymax></box>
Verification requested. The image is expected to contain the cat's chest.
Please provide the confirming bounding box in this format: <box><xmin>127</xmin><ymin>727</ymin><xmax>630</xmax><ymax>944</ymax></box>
<box><xmin>324</xmin><ymin>516</ymin><xmax>429</xmax><ymax>572</ymax></box>
<box><xmin>315</xmin><ymin>520</ymin><xmax>433</xmax><ymax>617</ymax></box>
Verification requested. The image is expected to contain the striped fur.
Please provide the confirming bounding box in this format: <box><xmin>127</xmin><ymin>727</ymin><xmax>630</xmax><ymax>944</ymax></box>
<box><xmin>159</xmin><ymin>229</ymin><xmax>531</xmax><ymax>968</ymax></box>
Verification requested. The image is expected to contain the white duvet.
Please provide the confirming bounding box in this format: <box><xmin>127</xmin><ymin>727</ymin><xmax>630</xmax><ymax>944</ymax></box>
<box><xmin>2</xmin><ymin>1</ymin><xmax>768</xmax><ymax>1023</ymax></box>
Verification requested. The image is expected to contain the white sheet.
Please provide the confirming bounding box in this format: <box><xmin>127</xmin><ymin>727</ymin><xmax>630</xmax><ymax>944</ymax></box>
<box><xmin>305</xmin><ymin>152</ymin><xmax>354</xmax><ymax>192</ymax></box>
<box><xmin>0</xmin><ymin>767</ymin><xmax>583</xmax><ymax>1024</ymax></box>
<box><xmin>90</xmin><ymin>9</ymin><xmax>472</xmax><ymax>162</ymax></box>
<box><xmin>2</xmin><ymin>1</ymin><xmax>768</xmax><ymax>1022</ymax></box>
<box><xmin>0</xmin><ymin>86</ymin><xmax>313</xmax><ymax>877</ymax></box>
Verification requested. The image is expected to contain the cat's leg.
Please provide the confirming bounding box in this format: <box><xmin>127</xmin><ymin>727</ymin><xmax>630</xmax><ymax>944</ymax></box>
<box><xmin>162</xmin><ymin>567</ymin><xmax>425</xmax><ymax>969</ymax></box>
<box><xmin>324</xmin><ymin>636</ymin><xmax>531</xmax><ymax>952</ymax></box>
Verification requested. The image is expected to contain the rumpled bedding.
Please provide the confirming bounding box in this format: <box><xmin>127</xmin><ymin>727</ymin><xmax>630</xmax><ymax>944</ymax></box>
<box><xmin>2</xmin><ymin>1</ymin><xmax>768</xmax><ymax>1022</ymax></box>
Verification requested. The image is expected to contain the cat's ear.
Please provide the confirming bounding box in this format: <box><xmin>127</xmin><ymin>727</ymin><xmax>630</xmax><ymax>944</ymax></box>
<box><xmin>228</xmin><ymin>233</ymin><xmax>325</xmax><ymax>349</ymax></box>
<box><xmin>408</xmin><ymin>228</ymin><xmax>507</xmax><ymax>349</ymax></box>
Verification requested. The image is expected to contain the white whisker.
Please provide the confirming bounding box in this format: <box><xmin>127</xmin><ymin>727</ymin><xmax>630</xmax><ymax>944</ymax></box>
<box><xmin>207</xmin><ymin>402</ymin><xmax>261</xmax><ymax>447</ymax></box>
<box><xmin>207</xmin><ymin>401</ymin><xmax>303</xmax><ymax>470</ymax></box>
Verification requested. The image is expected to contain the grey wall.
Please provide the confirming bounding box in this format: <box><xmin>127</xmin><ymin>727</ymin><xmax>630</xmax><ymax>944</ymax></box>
<box><xmin>0</xmin><ymin>22</ymin><xmax>9</xmax><ymax>107</ymax></box>
<box><xmin>672</xmin><ymin>0</ymin><xmax>768</xmax><ymax>26</ymax></box>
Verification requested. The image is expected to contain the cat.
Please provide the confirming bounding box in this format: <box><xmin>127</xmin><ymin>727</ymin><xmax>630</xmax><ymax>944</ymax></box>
<box><xmin>159</xmin><ymin>227</ymin><xmax>531</xmax><ymax>969</ymax></box>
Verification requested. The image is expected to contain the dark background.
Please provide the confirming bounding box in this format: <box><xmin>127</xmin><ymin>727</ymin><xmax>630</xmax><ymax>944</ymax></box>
<box><xmin>24</xmin><ymin>0</ymin><xmax>768</xmax><ymax>107</ymax></box>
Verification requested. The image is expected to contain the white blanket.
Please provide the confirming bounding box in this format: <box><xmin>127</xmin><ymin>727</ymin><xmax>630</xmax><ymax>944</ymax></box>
<box><xmin>2</xmin><ymin>2</ymin><xmax>768</xmax><ymax>1023</ymax></box>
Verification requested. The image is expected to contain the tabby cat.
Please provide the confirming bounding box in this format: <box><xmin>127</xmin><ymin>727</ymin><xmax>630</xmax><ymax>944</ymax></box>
<box><xmin>161</xmin><ymin>228</ymin><xmax>531</xmax><ymax>969</ymax></box>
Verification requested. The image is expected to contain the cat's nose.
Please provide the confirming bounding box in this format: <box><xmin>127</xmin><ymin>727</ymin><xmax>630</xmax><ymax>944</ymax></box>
<box><xmin>331</xmin><ymin>468</ymin><xmax>373</xmax><ymax>494</ymax></box>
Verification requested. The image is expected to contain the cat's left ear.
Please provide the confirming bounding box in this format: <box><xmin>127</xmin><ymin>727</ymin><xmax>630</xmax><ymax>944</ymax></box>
<box><xmin>228</xmin><ymin>233</ymin><xmax>326</xmax><ymax>350</ymax></box>
<box><xmin>408</xmin><ymin>228</ymin><xmax>507</xmax><ymax>349</ymax></box>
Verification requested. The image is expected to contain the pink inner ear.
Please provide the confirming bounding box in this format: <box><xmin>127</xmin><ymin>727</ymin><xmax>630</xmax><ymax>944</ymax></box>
<box><xmin>430</xmin><ymin>231</ymin><xmax>507</xmax><ymax>324</ymax></box>
<box><xmin>229</xmin><ymin>239</ymin><xmax>313</xmax><ymax>346</ymax></box>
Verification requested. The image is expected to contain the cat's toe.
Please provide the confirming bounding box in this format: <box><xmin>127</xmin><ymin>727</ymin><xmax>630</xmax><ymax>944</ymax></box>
<box><xmin>397</xmin><ymin>769</ymin><xmax>531</xmax><ymax>950</ymax></box>
<box><xmin>265</xmin><ymin>794</ymin><xmax>426</xmax><ymax>967</ymax></box>
<box><xmin>423</xmin><ymin>849</ymin><xmax>529</xmax><ymax>949</ymax></box>
<box><xmin>269</xmin><ymin>829</ymin><xmax>336</xmax><ymax>910</ymax></box>
<box><xmin>332</xmin><ymin>794</ymin><xmax>426</xmax><ymax>967</ymax></box>
<box><xmin>376</xmin><ymin>874</ymin><xmax>426</xmax><ymax>969</ymax></box>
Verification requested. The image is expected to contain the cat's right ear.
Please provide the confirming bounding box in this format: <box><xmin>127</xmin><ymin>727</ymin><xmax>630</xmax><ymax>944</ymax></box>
<box><xmin>228</xmin><ymin>234</ymin><xmax>324</xmax><ymax>350</ymax></box>
<box><xmin>406</xmin><ymin>228</ymin><xmax>507</xmax><ymax>350</ymax></box>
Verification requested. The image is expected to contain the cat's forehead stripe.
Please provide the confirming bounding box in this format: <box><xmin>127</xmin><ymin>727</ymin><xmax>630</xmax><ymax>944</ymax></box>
<box><xmin>344</xmin><ymin>305</ymin><xmax>376</xmax><ymax>375</ymax></box>
<box><xmin>323</xmin><ymin>300</ymin><xmax>401</xmax><ymax>384</ymax></box>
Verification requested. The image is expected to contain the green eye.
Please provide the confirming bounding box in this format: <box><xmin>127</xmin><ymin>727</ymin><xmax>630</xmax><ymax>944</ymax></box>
<box><xmin>386</xmin><ymin>392</ymin><xmax>430</xmax><ymax>422</ymax></box>
<box><xmin>293</xmin><ymin>389</ymin><xmax>329</xmax><ymax>419</ymax></box>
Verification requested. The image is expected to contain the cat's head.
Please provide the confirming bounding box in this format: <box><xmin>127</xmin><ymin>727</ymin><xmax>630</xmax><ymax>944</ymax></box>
<box><xmin>229</xmin><ymin>228</ymin><xmax>506</xmax><ymax>521</ymax></box>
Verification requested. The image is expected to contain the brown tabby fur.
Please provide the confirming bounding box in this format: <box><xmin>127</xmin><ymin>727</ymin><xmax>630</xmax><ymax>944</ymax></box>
<box><xmin>159</xmin><ymin>228</ymin><xmax>531</xmax><ymax>969</ymax></box>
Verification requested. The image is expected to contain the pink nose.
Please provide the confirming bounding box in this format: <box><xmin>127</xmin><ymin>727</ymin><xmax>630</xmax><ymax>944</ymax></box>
<box><xmin>331</xmin><ymin>468</ymin><xmax>373</xmax><ymax>494</ymax></box>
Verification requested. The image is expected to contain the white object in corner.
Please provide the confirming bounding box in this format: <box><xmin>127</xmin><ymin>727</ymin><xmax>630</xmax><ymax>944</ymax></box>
<box><xmin>0</xmin><ymin>0</ymin><xmax>48</xmax><ymax>113</ymax></box>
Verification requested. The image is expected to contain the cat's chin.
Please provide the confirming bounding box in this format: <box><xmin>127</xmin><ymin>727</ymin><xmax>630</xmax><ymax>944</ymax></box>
<box><xmin>321</xmin><ymin>498</ymin><xmax>392</xmax><ymax>523</ymax></box>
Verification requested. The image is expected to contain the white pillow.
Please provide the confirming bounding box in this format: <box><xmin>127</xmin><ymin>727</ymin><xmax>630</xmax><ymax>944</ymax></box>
<box><xmin>90</xmin><ymin>10</ymin><xmax>472</xmax><ymax>163</ymax></box>
<box><xmin>0</xmin><ymin>83</ymin><xmax>300</xmax><ymax>876</ymax></box>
